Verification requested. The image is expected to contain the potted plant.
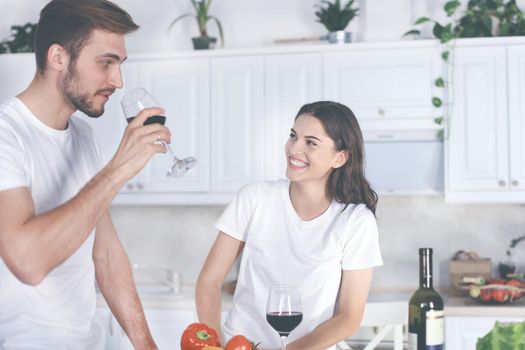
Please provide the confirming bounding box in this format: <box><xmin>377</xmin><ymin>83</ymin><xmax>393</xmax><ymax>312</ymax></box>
<box><xmin>167</xmin><ymin>0</ymin><xmax>224</xmax><ymax>50</ymax></box>
<box><xmin>314</xmin><ymin>0</ymin><xmax>359</xmax><ymax>44</ymax></box>
<box><xmin>0</xmin><ymin>23</ymin><xmax>37</xmax><ymax>54</ymax></box>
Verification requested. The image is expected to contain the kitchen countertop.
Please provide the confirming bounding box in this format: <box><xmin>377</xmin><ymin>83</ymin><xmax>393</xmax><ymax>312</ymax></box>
<box><xmin>445</xmin><ymin>297</ymin><xmax>525</xmax><ymax>317</ymax></box>
<box><xmin>97</xmin><ymin>287</ymin><xmax>525</xmax><ymax>318</ymax></box>
<box><xmin>97</xmin><ymin>287</ymin><xmax>411</xmax><ymax>310</ymax></box>
<box><xmin>96</xmin><ymin>285</ymin><xmax>233</xmax><ymax>310</ymax></box>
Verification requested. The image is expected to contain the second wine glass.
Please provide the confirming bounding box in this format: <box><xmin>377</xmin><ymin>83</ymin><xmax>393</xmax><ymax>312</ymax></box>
<box><xmin>120</xmin><ymin>87</ymin><xmax>197</xmax><ymax>178</ymax></box>
<box><xmin>266</xmin><ymin>285</ymin><xmax>303</xmax><ymax>350</ymax></box>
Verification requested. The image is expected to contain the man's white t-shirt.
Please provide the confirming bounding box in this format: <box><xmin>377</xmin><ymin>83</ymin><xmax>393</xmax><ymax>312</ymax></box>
<box><xmin>215</xmin><ymin>180</ymin><xmax>383</xmax><ymax>350</ymax></box>
<box><xmin>0</xmin><ymin>97</ymin><xmax>104</xmax><ymax>349</ymax></box>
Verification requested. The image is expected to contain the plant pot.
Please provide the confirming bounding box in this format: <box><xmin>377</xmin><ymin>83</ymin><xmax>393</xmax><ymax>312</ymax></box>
<box><xmin>192</xmin><ymin>36</ymin><xmax>217</xmax><ymax>50</ymax></box>
<box><xmin>327</xmin><ymin>31</ymin><xmax>352</xmax><ymax>44</ymax></box>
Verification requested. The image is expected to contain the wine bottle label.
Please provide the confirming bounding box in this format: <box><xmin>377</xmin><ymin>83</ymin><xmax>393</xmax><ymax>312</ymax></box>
<box><xmin>425</xmin><ymin>310</ymin><xmax>444</xmax><ymax>348</ymax></box>
<box><xmin>407</xmin><ymin>332</ymin><xmax>417</xmax><ymax>350</ymax></box>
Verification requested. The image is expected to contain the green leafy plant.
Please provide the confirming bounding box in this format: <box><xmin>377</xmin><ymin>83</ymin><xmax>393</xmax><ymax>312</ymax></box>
<box><xmin>477</xmin><ymin>321</ymin><xmax>525</xmax><ymax>349</ymax></box>
<box><xmin>167</xmin><ymin>0</ymin><xmax>224</xmax><ymax>47</ymax></box>
<box><xmin>406</xmin><ymin>0</ymin><xmax>525</xmax><ymax>40</ymax></box>
<box><xmin>315</xmin><ymin>0</ymin><xmax>359</xmax><ymax>32</ymax></box>
<box><xmin>0</xmin><ymin>23</ymin><xmax>37</xmax><ymax>54</ymax></box>
<box><xmin>404</xmin><ymin>0</ymin><xmax>525</xmax><ymax>134</ymax></box>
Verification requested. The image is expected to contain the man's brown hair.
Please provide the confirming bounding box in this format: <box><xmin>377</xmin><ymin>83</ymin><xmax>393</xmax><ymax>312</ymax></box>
<box><xmin>34</xmin><ymin>0</ymin><xmax>139</xmax><ymax>74</ymax></box>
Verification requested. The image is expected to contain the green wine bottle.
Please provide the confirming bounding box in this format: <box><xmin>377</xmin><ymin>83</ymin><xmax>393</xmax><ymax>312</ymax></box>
<box><xmin>408</xmin><ymin>248</ymin><xmax>444</xmax><ymax>350</ymax></box>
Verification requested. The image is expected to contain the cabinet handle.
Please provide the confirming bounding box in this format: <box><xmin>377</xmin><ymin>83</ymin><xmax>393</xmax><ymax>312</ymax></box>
<box><xmin>137</xmin><ymin>183</ymin><xmax>144</xmax><ymax>190</ymax></box>
<box><xmin>126</xmin><ymin>183</ymin><xmax>134</xmax><ymax>190</ymax></box>
<box><xmin>498</xmin><ymin>180</ymin><xmax>506</xmax><ymax>187</ymax></box>
<box><xmin>512</xmin><ymin>180</ymin><xmax>519</xmax><ymax>187</ymax></box>
<box><xmin>378</xmin><ymin>108</ymin><xmax>385</xmax><ymax>116</ymax></box>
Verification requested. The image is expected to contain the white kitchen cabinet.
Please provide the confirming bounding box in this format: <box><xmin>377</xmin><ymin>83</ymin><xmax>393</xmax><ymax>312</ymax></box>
<box><xmin>210</xmin><ymin>55</ymin><xmax>265</xmax><ymax>192</ymax></box>
<box><xmin>446</xmin><ymin>42</ymin><xmax>525</xmax><ymax>203</ymax></box>
<box><xmin>446</xmin><ymin>315</ymin><xmax>524</xmax><ymax>350</ymax></box>
<box><xmin>507</xmin><ymin>46</ymin><xmax>525</xmax><ymax>192</ymax></box>
<box><xmin>133</xmin><ymin>58</ymin><xmax>210</xmax><ymax>194</ymax></box>
<box><xmin>323</xmin><ymin>47</ymin><xmax>442</xmax><ymax>141</ymax></box>
<box><xmin>264</xmin><ymin>52</ymin><xmax>322</xmax><ymax>180</ymax></box>
<box><xmin>116</xmin><ymin>58</ymin><xmax>210</xmax><ymax>199</ymax></box>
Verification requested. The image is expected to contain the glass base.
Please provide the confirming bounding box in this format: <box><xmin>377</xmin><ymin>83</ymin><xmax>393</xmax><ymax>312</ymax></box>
<box><xmin>167</xmin><ymin>157</ymin><xmax>197</xmax><ymax>178</ymax></box>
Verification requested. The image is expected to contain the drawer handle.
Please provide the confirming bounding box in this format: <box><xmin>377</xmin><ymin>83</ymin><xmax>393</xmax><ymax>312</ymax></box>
<box><xmin>137</xmin><ymin>183</ymin><xmax>144</xmax><ymax>190</ymax></box>
<box><xmin>498</xmin><ymin>180</ymin><xmax>506</xmax><ymax>187</ymax></box>
<box><xmin>126</xmin><ymin>183</ymin><xmax>134</xmax><ymax>190</ymax></box>
<box><xmin>378</xmin><ymin>108</ymin><xmax>385</xmax><ymax>116</ymax></box>
<box><xmin>512</xmin><ymin>180</ymin><xmax>519</xmax><ymax>187</ymax></box>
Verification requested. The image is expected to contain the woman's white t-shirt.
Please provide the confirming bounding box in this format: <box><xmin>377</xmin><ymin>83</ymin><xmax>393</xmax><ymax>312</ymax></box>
<box><xmin>215</xmin><ymin>179</ymin><xmax>383</xmax><ymax>349</ymax></box>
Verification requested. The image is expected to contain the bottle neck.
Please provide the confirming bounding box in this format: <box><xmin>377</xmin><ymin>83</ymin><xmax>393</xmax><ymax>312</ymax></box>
<box><xmin>419</xmin><ymin>253</ymin><xmax>433</xmax><ymax>289</ymax></box>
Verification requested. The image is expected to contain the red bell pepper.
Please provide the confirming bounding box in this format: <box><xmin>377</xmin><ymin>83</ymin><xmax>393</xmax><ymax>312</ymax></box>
<box><xmin>181</xmin><ymin>323</ymin><xmax>221</xmax><ymax>350</ymax></box>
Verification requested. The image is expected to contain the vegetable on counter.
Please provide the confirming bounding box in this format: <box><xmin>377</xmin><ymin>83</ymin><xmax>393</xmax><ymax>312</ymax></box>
<box><xmin>468</xmin><ymin>278</ymin><xmax>525</xmax><ymax>304</ymax></box>
<box><xmin>181</xmin><ymin>323</ymin><xmax>221</xmax><ymax>350</ymax></box>
<box><xmin>476</xmin><ymin>321</ymin><xmax>525</xmax><ymax>350</ymax></box>
<box><xmin>225</xmin><ymin>335</ymin><xmax>257</xmax><ymax>350</ymax></box>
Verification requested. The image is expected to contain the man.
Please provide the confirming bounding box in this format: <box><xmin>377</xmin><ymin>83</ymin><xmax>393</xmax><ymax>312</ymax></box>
<box><xmin>0</xmin><ymin>1</ymin><xmax>169</xmax><ymax>348</ymax></box>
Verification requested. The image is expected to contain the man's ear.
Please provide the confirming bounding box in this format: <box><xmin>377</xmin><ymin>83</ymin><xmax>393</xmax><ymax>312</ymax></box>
<box><xmin>333</xmin><ymin>149</ymin><xmax>349</xmax><ymax>169</ymax></box>
<box><xmin>46</xmin><ymin>44</ymin><xmax>69</xmax><ymax>72</ymax></box>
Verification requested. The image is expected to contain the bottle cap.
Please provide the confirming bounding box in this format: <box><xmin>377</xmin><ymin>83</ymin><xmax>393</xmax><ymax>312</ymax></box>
<box><xmin>419</xmin><ymin>248</ymin><xmax>433</xmax><ymax>255</ymax></box>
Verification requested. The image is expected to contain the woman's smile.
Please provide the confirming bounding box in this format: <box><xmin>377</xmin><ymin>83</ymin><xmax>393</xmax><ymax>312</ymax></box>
<box><xmin>288</xmin><ymin>156</ymin><xmax>309</xmax><ymax>170</ymax></box>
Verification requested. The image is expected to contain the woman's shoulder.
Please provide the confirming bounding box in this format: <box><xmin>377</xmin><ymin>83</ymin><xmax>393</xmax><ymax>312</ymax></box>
<box><xmin>238</xmin><ymin>179</ymin><xmax>289</xmax><ymax>198</ymax></box>
<box><xmin>336</xmin><ymin>202</ymin><xmax>376</xmax><ymax>223</ymax></box>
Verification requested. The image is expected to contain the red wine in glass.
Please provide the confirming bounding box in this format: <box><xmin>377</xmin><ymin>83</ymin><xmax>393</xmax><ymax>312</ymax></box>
<box><xmin>126</xmin><ymin>115</ymin><xmax>166</xmax><ymax>126</ymax></box>
<box><xmin>266</xmin><ymin>285</ymin><xmax>302</xmax><ymax>350</ymax></box>
<box><xmin>266</xmin><ymin>311</ymin><xmax>303</xmax><ymax>337</ymax></box>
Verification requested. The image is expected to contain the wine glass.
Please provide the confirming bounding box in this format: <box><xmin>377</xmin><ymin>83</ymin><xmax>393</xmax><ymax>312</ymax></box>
<box><xmin>266</xmin><ymin>285</ymin><xmax>303</xmax><ymax>350</ymax></box>
<box><xmin>121</xmin><ymin>87</ymin><xmax>197</xmax><ymax>178</ymax></box>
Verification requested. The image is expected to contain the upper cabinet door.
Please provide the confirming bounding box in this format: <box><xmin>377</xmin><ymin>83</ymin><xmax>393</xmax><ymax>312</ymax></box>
<box><xmin>447</xmin><ymin>46</ymin><xmax>508</xmax><ymax>192</ymax></box>
<box><xmin>323</xmin><ymin>48</ymin><xmax>441</xmax><ymax>134</ymax></box>
<box><xmin>264</xmin><ymin>53</ymin><xmax>322</xmax><ymax>180</ymax></box>
<box><xmin>210</xmin><ymin>56</ymin><xmax>264</xmax><ymax>192</ymax></box>
<box><xmin>134</xmin><ymin>58</ymin><xmax>210</xmax><ymax>193</ymax></box>
<box><xmin>507</xmin><ymin>46</ymin><xmax>525</xmax><ymax>192</ymax></box>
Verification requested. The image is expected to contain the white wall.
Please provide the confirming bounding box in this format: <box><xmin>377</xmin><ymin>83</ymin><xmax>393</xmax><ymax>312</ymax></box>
<box><xmin>3</xmin><ymin>0</ymin><xmax>525</xmax><ymax>292</ymax></box>
<box><xmin>1</xmin><ymin>0</ymin><xmax>451</xmax><ymax>52</ymax></box>
<box><xmin>110</xmin><ymin>197</ymin><xmax>525</xmax><ymax>291</ymax></box>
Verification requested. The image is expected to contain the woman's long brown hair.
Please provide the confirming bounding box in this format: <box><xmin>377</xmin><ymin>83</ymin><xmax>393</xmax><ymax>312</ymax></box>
<box><xmin>295</xmin><ymin>101</ymin><xmax>378</xmax><ymax>214</ymax></box>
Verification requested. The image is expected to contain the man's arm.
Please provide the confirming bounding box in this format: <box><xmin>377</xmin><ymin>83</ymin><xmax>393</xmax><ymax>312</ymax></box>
<box><xmin>0</xmin><ymin>108</ymin><xmax>169</xmax><ymax>285</ymax></box>
<box><xmin>284</xmin><ymin>268</ymin><xmax>374</xmax><ymax>350</ymax></box>
<box><xmin>94</xmin><ymin>210</ymin><xmax>156</xmax><ymax>349</ymax></box>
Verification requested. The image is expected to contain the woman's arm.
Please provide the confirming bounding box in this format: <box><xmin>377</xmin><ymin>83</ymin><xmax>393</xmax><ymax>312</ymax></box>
<box><xmin>284</xmin><ymin>268</ymin><xmax>374</xmax><ymax>350</ymax></box>
<box><xmin>196</xmin><ymin>231</ymin><xmax>245</xmax><ymax>343</ymax></box>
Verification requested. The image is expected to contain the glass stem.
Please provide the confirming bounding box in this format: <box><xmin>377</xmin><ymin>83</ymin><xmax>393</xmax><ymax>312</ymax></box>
<box><xmin>280</xmin><ymin>336</ymin><xmax>287</xmax><ymax>350</ymax></box>
<box><xmin>161</xmin><ymin>141</ymin><xmax>180</xmax><ymax>162</ymax></box>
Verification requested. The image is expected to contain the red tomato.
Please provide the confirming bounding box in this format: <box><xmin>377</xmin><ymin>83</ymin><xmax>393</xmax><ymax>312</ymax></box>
<box><xmin>491</xmin><ymin>288</ymin><xmax>509</xmax><ymax>303</ymax></box>
<box><xmin>506</xmin><ymin>279</ymin><xmax>525</xmax><ymax>299</ymax></box>
<box><xmin>181</xmin><ymin>323</ymin><xmax>221</xmax><ymax>350</ymax></box>
<box><xmin>488</xmin><ymin>278</ymin><xmax>507</xmax><ymax>285</ymax></box>
<box><xmin>479</xmin><ymin>289</ymin><xmax>492</xmax><ymax>301</ymax></box>
<box><xmin>225</xmin><ymin>335</ymin><xmax>253</xmax><ymax>350</ymax></box>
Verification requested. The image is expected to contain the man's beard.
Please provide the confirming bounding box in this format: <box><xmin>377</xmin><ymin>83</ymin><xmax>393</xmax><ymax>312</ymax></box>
<box><xmin>60</xmin><ymin>63</ymin><xmax>110</xmax><ymax>118</ymax></box>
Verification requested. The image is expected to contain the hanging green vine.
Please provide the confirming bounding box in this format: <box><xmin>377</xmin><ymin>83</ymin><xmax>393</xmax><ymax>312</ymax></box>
<box><xmin>405</xmin><ymin>0</ymin><xmax>525</xmax><ymax>139</ymax></box>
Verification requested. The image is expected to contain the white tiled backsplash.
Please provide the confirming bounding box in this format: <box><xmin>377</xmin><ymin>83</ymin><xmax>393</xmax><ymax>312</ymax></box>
<box><xmin>109</xmin><ymin>195</ymin><xmax>525</xmax><ymax>291</ymax></box>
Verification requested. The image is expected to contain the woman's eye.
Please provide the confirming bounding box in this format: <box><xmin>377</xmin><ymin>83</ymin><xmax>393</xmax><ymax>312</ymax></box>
<box><xmin>306</xmin><ymin>140</ymin><xmax>317</xmax><ymax>147</ymax></box>
<box><xmin>289</xmin><ymin>133</ymin><xmax>297</xmax><ymax>140</ymax></box>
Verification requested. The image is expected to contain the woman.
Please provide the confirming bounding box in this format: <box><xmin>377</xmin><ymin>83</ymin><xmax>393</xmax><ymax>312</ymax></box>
<box><xmin>196</xmin><ymin>101</ymin><xmax>383</xmax><ymax>350</ymax></box>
